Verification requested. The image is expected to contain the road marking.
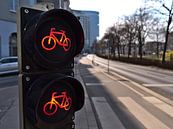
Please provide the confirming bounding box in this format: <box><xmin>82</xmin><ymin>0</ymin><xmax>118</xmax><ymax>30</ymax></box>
<box><xmin>143</xmin><ymin>84</ymin><xmax>173</xmax><ymax>87</ymax></box>
<box><xmin>86</xmin><ymin>83</ymin><xmax>103</xmax><ymax>86</ymax></box>
<box><xmin>118</xmin><ymin>81</ymin><xmax>145</xmax><ymax>97</ymax></box>
<box><xmin>104</xmin><ymin>72</ymin><xmax>145</xmax><ymax>97</ymax></box>
<box><xmin>92</xmin><ymin>97</ymin><xmax>125</xmax><ymax>129</ymax></box>
<box><xmin>143</xmin><ymin>97</ymin><xmax>173</xmax><ymax>117</ymax></box>
<box><xmin>0</xmin><ymin>85</ymin><xmax>17</xmax><ymax>91</ymax></box>
<box><xmin>102</xmin><ymin>70</ymin><xmax>173</xmax><ymax>107</ymax></box>
<box><xmin>118</xmin><ymin>97</ymin><xmax>170</xmax><ymax>129</ymax></box>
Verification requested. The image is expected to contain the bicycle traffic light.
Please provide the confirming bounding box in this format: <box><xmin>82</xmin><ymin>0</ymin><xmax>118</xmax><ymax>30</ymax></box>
<box><xmin>17</xmin><ymin>7</ymin><xmax>84</xmax><ymax>129</ymax></box>
<box><xmin>18</xmin><ymin>7</ymin><xmax>84</xmax><ymax>72</ymax></box>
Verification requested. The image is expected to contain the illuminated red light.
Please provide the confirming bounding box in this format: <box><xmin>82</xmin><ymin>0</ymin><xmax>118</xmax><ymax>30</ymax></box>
<box><xmin>41</xmin><ymin>28</ymin><xmax>71</xmax><ymax>52</ymax></box>
<box><xmin>43</xmin><ymin>91</ymin><xmax>72</xmax><ymax>116</ymax></box>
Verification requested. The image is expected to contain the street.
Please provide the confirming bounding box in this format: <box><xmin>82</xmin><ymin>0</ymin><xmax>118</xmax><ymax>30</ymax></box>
<box><xmin>0</xmin><ymin>75</ymin><xmax>19</xmax><ymax>129</ymax></box>
<box><xmin>88</xmin><ymin>54</ymin><xmax>173</xmax><ymax>100</ymax></box>
<box><xmin>78</xmin><ymin>56</ymin><xmax>173</xmax><ymax>129</ymax></box>
<box><xmin>0</xmin><ymin>55</ymin><xmax>173</xmax><ymax>129</ymax></box>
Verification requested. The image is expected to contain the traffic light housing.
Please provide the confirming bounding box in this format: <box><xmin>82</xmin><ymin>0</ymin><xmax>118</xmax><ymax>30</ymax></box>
<box><xmin>18</xmin><ymin>7</ymin><xmax>84</xmax><ymax>73</ymax></box>
<box><xmin>17</xmin><ymin>7</ymin><xmax>85</xmax><ymax>129</ymax></box>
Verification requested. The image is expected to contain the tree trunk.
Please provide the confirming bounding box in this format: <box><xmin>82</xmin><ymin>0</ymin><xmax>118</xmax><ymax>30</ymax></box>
<box><xmin>138</xmin><ymin>30</ymin><xmax>143</xmax><ymax>60</ymax></box>
<box><xmin>128</xmin><ymin>38</ymin><xmax>132</xmax><ymax>58</ymax></box>
<box><xmin>162</xmin><ymin>16</ymin><xmax>172</xmax><ymax>63</ymax></box>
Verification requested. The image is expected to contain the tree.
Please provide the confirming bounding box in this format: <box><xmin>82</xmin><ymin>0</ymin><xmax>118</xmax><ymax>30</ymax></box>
<box><xmin>134</xmin><ymin>7</ymin><xmax>153</xmax><ymax>60</ymax></box>
<box><xmin>123</xmin><ymin>15</ymin><xmax>138</xmax><ymax>58</ymax></box>
<box><xmin>148</xmin><ymin>18</ymin><xmax>165</xmax><ymax>57</ymax></box>
<box><xmin>145</xmin><ymin>0</ymin><xmax>173</xmax><ymax>63</ymax></box>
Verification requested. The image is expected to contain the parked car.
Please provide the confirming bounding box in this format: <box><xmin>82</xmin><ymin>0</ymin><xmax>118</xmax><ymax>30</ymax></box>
<box><xmin>0</xmin><ymin>56</ymin><xmax>18</xmax><ymax>75</ymax></box>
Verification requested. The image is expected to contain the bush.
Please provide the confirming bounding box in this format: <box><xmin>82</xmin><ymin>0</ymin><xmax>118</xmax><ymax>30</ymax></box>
<box><xmin>96</xmin><ymin>53</ymin><xmax>173</xmax><ymax>70</ymax></box>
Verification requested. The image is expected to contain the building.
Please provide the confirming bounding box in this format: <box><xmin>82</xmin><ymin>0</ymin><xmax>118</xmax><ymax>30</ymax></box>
<box><xmin>0</xmin><ymin>0</ymin><xmax>17</xmax><ymax>57</ymax></box>
<box><xmin>144</xmin><ymin>41</ymin><xmax>164</xmax><ymax>55</ymax></box>
<box><xmin>0</xmin><ymin>0</ymin><xmax>99</xmax><ymax>57</ymax></box>
<box><xmin>72</xmin><ymin>10</ymin><xmax>99</xmax><ymax>53</ymax></box>
<box><xmin>0</xmin><ymin>0</ymin><xmax>37</xmax><ymax>58</ymax></box>
<box><xmin>167</xmin><ymin>32</ymin><xmax>173</xmax><ymax>50</ymax></box>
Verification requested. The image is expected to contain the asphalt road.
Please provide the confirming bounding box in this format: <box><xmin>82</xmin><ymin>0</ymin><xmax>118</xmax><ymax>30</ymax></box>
<box><xmin>79</xmin><ymin>56</ymin><xmax>173</xmax><ymax>129</ymax></box>
<box><xmin>0</xmin><ymin>75</ymin><xmax>19</xmax><ymax>129</ymax></box>
<box><xmin>87</xmin><ymin>54</ymin><xmax>173</xmax><ymax>100</ymax></box>
<box><xmin>1</xmin><ymin>56</ymin><xmax>173</xmax><ymax>129</ymax></box>
<box><xmin>0</xmin><ymin>75</ymin><xmax>18</xmax><ymax>88</ymax></box>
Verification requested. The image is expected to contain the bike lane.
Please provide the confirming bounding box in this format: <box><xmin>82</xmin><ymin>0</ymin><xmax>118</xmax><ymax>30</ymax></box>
<box><xmin>74</xmin><ymin>63</ymin><xmax>99</xmax><ymax>129</ymax></box>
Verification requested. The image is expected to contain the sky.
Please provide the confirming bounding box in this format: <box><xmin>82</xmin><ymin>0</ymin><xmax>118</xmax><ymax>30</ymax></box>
<box><xmin>70</xmin><ymin>0</ymin><xmax>143</xmax><ymax>39</ymax></box>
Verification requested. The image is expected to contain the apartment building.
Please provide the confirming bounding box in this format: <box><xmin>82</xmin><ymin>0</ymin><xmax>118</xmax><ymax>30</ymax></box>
<box><xmin>73</xmin><ymin>10</ymin><xmax>99</xmax><ymax>53</ymax></box>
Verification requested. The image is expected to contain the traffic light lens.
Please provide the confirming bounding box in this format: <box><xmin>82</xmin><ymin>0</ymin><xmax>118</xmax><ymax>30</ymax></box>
<box><xmin>36</xmin><ymin>79</ymin><xmax>74</xmax><ymax>123</ymax></box>
<box><xmin>43</xmin><ymin>91</ymin><xmax>72</xmax><ymax>116</ymax></box>
<box><xmin>35</xmin><ymin>16</ymin><xmax>76</xmax><ymax>66</ymax></box>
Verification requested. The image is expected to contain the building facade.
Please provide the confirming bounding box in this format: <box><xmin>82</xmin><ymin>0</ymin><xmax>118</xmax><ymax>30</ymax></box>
<box><xmin>168</xmin><ymin>32</ymin><xmax>173</xmax><ymax>50</ymax></box>
<box><xmin>72</xmin><ymin>10</ymin><xmax>99</xmax><ymax>53</ymax></box>
<box><xmin>0</xmin><ymin>0</ymin><xmax>17</xmax><ymax>57</ymax></box>
<box><xmin>0</xmin><ymin>0</ymin><xmax>37</xmax><ymax>58</ymax></box>
<box><xmin>0</xmin><ymin>0</ymin><xmax>99</xmax><ymax>57</ymax></box>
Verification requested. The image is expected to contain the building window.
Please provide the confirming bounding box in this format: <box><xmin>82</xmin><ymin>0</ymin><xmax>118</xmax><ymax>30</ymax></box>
<box><xmin>9</xmin><ymin>33</ymin><xmax>17</xmax><ymax>56</ymax></box>
<box><xmin>10</xmin><ymin>0</ymin><xmax>17</xmax><ymax>12</ymax></box>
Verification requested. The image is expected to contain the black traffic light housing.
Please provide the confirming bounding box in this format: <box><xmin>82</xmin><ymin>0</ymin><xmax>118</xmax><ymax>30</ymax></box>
<box><xmin>18</xmin><ymin>7</ymin><xmax>84</xmax><ymax>73</ymax></box>
<box><xmin>17</xmin><ymin>7</ymin><xmax>85</xmax><ymax>129</ymax></box>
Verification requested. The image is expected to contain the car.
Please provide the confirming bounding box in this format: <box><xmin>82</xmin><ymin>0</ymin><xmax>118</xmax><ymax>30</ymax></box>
<box><xmin>0</xmin><ymin>56</ymin><xmax>18</xmax><ymax>75</ymax></box>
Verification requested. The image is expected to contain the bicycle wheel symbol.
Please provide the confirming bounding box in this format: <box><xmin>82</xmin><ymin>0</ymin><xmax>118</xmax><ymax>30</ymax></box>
<box><xmin>41</xmin><ymin>36</ymin><xmax>56</xmax><ymax>51</ymax></box>
<box><xmin>43</xmin><ymin>102</ymin><xmax>57</xmax><ymax>116</ymax></box>
<box><xmin>62</xmin><ymin>38</ymin><xmax>71</xmax><ymax>52</ymax></box>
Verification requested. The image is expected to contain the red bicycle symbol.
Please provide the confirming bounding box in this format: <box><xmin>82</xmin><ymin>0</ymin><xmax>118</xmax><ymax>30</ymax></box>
<box><xmin>41</xmin><ymin>28</ymin><xmax>71</xmax><ymax>52</ymax></box>
<box><xmin>43</xmin><ymin>91</ymin><xmax>72</xmax><ymax>116</ymax></box>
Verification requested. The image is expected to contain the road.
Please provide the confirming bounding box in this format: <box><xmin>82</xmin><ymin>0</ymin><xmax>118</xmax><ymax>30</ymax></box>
<box><xmin>79</xmin><ymin>56</ymin><xmax>173</xmax><ymax>129</ymax></box>
<box><xmin>0</xmin><ymin>56</ymin><xmax>173</xmax><ymax>129</ymax></box>
<box><xmin>88</xmin><ymin>54</ymin><xmax>173</xmax><ymax>100</ymax></box>
<box><xmin>0</xmin><ymin>75</ymin><xmax>19</xmax><ymax>129</ymax></box>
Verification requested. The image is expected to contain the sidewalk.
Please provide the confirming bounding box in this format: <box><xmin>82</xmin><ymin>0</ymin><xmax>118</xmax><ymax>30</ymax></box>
<box><xmin>75</xmin><ymin>64</ymin><xmax>98</xmax><ymax>129</ymax></box>
<box><xmin>0</xmin><ymin>64</ymin><xmax>98</xmax><ymax>129</ymax></box>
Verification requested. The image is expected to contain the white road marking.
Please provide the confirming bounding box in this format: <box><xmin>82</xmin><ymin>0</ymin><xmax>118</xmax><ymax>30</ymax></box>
<box><xmin>86</xmin><ymin>83</ymin><xmax>103</xmax><ymax>86</ymax></box>
<box><xmin>118</xmin><ymin>97</ymin><xmax>170</xmax><ymax>129</ymax></box>
<box><xmin>92</xmin><ymin>97</ymin><xmax>126</xmax><ymax>129</ymax></box>
<box><xmin>0</xmin><ymin>85</ymin><xmax>17</xmax><ymax>91</ymax></box>
<box><xmin>143</xmin><ymin>84</ymin><xmax>173</xmax><ymax>87</ymax></box>
<box><xmin>143</xmin><ymin>97</ymin><xmax>173</xmax><ymax>117</ymax></box>
<box><xmin>118</xmin><ymin>81</ymin><xmax>145</xmax><ymax>97</ymax></box>
<box><xmin>104</xmin><ymin>72</ymin><xmax>145</xmax><ymax>97</ymax></box>
<box><xmin>103</xmin><ymin>70</ymin><xmax>173</xmax><ymax>107</ymax></box>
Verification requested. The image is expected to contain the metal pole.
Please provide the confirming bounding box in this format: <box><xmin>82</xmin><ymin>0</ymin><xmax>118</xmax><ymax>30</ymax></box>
<box><xmin>108</xmin><ymin>41</ymin><xmax>110</xmax><ymax>73</ymax></box>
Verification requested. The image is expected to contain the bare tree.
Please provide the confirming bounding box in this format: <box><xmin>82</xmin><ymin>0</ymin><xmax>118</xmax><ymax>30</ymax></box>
<box><xmin>134</xmin><ymin>7</ymin><xmax>153</xmax><ymax>60</ymax></box>
<box><xmin>145</xmin><ymin>0</ymin><xmax>173</xmax><ymax>63</ymax></box>
<box><xmin>122</xmin><ymin>15</ymin><xmax>138</xmax><ymax>58</ymax></box>
<box><xmin>148</xmin><ymin>18</ymin><xmax>165</xmax><ymax>57</ymax></box>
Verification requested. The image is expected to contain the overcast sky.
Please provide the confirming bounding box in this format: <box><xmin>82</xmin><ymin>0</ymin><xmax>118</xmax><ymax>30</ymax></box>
<box><xmin>70</xmin><ymin>0</ymin><xmax>143</xmax><ymax>39</ymax></box>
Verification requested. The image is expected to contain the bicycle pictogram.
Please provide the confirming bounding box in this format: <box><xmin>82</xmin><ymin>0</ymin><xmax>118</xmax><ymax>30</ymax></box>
<box><xmin>43</xmin><ymin>91</ymin><xmax>72</xmax><ymax>116</ymax></box>
<box><xmin>41</xmin><ymin>28</ymin><xmax>71</xmax><ymax>52</ymax></box>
